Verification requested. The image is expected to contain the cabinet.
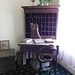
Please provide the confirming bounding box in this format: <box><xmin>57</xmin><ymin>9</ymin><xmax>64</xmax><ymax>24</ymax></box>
<box><xmin>22</xmin><ymin>6</ymin><xmax>59</xmax><ymax>39</ymax></box>
<box><xmin>0</xmin><ymin>49</ymin><xmax>16</xmax><ymax>73</ymax></box>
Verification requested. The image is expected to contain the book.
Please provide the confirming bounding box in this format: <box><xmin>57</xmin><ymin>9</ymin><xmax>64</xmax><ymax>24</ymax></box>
<box><xmin>21</xmin><ymin>38</ymin><xmax>32</xmax><ymax>43</ymax></box>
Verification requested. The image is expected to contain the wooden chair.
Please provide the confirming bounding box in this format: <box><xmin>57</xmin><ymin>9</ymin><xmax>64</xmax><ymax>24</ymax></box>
<box><xmin>30</xmin><ymin>45</ymin><xmax>56</xmax><ymax>75</ymax></box>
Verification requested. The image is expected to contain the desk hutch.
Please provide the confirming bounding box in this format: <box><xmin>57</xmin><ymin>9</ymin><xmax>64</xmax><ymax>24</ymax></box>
<box><xmin>22</xmin><ymin>5</ymin><xmax>59</xmax><ymax>39</ymax></box>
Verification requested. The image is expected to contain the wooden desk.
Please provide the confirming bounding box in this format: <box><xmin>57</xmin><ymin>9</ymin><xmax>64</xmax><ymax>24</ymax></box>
<box><xmin>18</xmin><ymin>42</ymin><xmax>59</xmax><ymax>75</ymax></box>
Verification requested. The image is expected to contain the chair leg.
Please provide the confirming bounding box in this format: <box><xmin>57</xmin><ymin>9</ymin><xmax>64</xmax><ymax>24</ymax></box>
<box><xmin>49</xmin><ymin>71</ymin><xmax>51</xmax><ymax>75</ymax></box>
<box><xmin>37</xmin><ymin>73</ymin><xmax>40</xmax><ymax>75</ymax></box>
<box><xmin>38</xmin><ymin>71</ymin><xmax>40</xmax><ymax>75</ymax></box>
<box><xmin>36</xmin><ymin>74</ymin><xmax>40</xmax><ymax>75</ymax></box>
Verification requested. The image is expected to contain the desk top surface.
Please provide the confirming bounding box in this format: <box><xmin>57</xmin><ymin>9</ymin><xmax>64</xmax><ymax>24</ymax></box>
<box><xmin>18</xmin><ymin>42</ymin><xmax>53</xmax><ymax>46</ymax></box>
<box><xmin>18</xmin><ymin>39</ymin><xmax>58</xmax><ymax>52</ymax></box>
<box><xmin>18</xmin><ymin>38</ymin><xmax>56</xmax><ymax>45</ymax></box>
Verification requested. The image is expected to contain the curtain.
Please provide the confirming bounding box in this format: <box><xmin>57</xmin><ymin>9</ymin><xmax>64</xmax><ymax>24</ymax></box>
<box><xmin>57</xmin><ymin>0</ymin><xmax>75</xmax><ymax>69</ymax></box>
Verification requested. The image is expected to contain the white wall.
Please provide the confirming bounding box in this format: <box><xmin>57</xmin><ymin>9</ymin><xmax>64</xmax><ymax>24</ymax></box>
<box><xmin>0</xmin><ymin>0</ymin><xmax>59</xmax><ymax>52</ymax></box>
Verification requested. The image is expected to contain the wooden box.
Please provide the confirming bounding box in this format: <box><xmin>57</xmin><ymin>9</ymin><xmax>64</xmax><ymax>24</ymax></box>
<box><xmin>0</xmin><ymin>49</ymin><xmax>16</xmax><ymax>73</ymax></box>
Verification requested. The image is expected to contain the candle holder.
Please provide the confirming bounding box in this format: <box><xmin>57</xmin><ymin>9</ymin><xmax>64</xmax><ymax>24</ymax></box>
<box><xmin>31</xmin><ymin>0</ymin><xmax>35</xmax><ymax>6</ymax></box>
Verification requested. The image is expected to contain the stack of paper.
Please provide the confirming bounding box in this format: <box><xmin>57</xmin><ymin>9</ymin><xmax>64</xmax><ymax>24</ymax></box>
<box><xmin>33</xmin><ymin>39</ymin><xmax>44</xmax><ymax>43</ymax></box>
<box><xmin>44</xmin><ymin>38</ymin><xmax>54</xmax><ymax>43</ymax></box>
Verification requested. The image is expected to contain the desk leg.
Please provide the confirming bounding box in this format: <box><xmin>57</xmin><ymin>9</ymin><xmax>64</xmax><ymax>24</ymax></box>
<box><xmin>29</xmin><ymin>52</ymin><xmax>30</xmax><ymax>61</ymax></box>
<box><xmin>55</xmin><ymin>55</ymin><xmax>58</xmax><ymax>75</ymax></box>
<box><xmin>54</xmin><ymin>58</ymin><xmax>56</xmax><ymax>75</ymax></box>
<box><xmin>55</xmin><ymin>46</ymin><xmax>59</xmax><ymax>75</ymax></box>
<box><xmin>26</xmin><ymin>52</ymin><xmax>31</xmax><ymax>64</ymax></box>
<box><xmin>20</xmin><ymin>51</ymin><xmax>23</xmax><ymax>66</ymax></box>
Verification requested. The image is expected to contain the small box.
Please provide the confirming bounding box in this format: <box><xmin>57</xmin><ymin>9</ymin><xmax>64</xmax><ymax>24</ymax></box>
<box><xmin>0</xmin><ymin>40</ymin><xmax>9</xmax><ymax>50</ymax></box>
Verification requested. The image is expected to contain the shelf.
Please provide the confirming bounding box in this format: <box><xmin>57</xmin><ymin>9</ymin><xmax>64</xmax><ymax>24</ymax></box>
<box><xmin>22</xmin><ymin>6</ymin><xmax>60</xmax><ymax>39</ymax></box>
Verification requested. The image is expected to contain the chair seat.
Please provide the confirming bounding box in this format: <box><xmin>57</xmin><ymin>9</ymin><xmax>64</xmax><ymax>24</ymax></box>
<box><xmin>30</xmin><ymin>58</ymin><xmax>50</xmax><ymax>72</ymax></box>
<box><xmin>44</xmin><ymin>55</ymin><xmax>51</xmax><ymax>59</ymax></box>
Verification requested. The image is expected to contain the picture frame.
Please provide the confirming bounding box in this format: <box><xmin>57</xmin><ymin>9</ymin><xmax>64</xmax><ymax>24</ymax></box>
<box><xmin>0</xmin><ymin>40</ymin><xmax>9</xmax><ymax>50</ymax></box>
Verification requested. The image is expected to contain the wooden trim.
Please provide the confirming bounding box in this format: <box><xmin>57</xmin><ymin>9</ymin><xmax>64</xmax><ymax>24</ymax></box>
<box><xmin>21</xmin><ymin>5</ymin><xmax>60</xmax><ymax>9</ymax></box>
<box><xmin>22</xmin><ymin>6</ymin><xmax>60</xmax><ymax>13</ymax></box>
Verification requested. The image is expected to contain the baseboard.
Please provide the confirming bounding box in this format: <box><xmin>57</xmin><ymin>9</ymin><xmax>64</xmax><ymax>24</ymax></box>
<box><xmin>58</xmin><ymin>59</ymin><xmax>75</xmax><ymax>75</ymax></box>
